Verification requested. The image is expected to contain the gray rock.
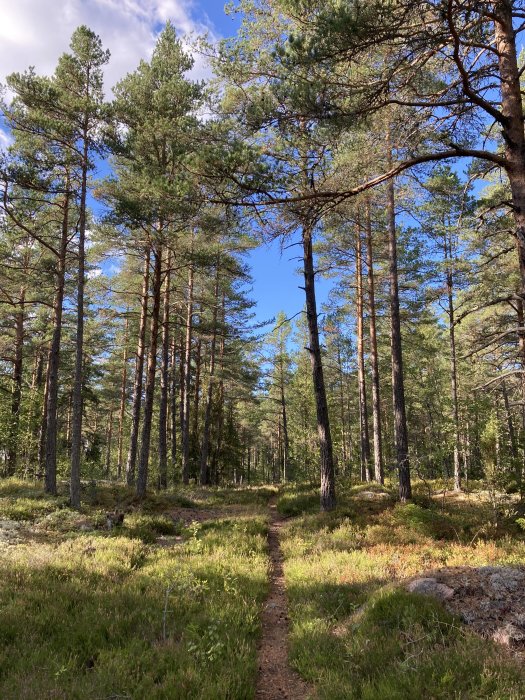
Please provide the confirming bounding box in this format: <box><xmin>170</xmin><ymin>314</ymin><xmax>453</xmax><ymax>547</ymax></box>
<box><xmin>0</xmin><ymin>519</ymin><xmax>23</xmax><ymax>545</ymax></box>
<box><xmin>478</xmin><ymin>566</ymin><xmax>507</xmax><ymax>575</ymax></box>
<box><xmin>358</xmin><ymin>491</ymin><xmax>391</xmax><ymax>501</ymax></box>
<box><xmin>488</xmin><ymin>571</ymin><xmax>524</xmax><ymax>596</ymax></box>
<box><xmin>406</xmin><ymin>577</ymin><xmax>455</xmax><ymax>601</ymax></box>
<box><xmin>461</xmin><ymin>610</ymin><xmax>478</xmax><ymax>624</ymax></box>
<box><xmin>513</xmin><ymin>613</ymin><xmax>525</xmax><ymax>628</ymax></box>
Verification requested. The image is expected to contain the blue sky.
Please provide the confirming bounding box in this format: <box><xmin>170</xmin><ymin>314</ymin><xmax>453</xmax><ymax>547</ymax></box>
<box><xmin>0</xmin><ymin>0</ymin><xmax>329</xmax><ymax>330</ymax></box>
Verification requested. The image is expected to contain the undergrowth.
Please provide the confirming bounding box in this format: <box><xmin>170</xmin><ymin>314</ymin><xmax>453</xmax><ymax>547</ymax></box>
<box><xmin>2</xmin><ymin>478</ymin><xmax>525</xmax><ymax>698</ymax></box>
<box><xmin>278</xmin><ymin>480</ymin><xmax>525</xmax><ymax>699</ymax></box>
<box><xmin>0</xmin><ymin>479</ymin><xmax>270</xmax><ymax>699</ymax></box>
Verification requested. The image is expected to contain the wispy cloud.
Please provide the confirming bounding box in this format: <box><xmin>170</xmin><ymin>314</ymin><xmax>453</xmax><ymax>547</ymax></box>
<box><xmin>0</xmin><ymin>128</ymin><xmax>13</xmax><ymax>153</ymax></box>
<box><xmin>0</xmin><ymin>0</ymin><xmax>216</xmax><ymax>97</ymax></box>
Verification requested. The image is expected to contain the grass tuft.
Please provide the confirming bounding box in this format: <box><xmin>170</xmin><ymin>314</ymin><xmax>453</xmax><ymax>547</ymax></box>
<box><xmin>280</xmin><ymin>480</ymin><xmax>525</xmax><ymax>699</ymax></box>
<box><xmin>0</xmin><ymin>480</ymin><xmax>270</xmax><ymax>699</ymax></box>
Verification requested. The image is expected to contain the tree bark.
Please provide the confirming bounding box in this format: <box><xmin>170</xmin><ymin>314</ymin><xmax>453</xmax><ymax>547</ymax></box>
<box><xmin>170</xmin><ymin>335</ymin><xmax>178</xmax><ymax>473</ymax></box>
<box><xmin>516</xmin><ymin>301</ymin><xmax>525</xmax><ymax>493</ymax></box>
<box><xmin>65</xmin><ymin>392</ymin><xmax>73</xmax><ymax>451</ymax></box>
<box><xmin>280</xmin><ymin>367</ymin><xmax>290</xmax><ymax>482</ymax></box>
<box><xmin>126</xmin><ymin>246</ymin><xmax>150</xmax><ymax>486</ymax></box>
<box><xmin>501</xmin><ymin>380</ymin><xmax>518</xmax><ymax>462</ymax></box>
<box><xmin>336</xmin><ymin>343</ymin><xmax>349</xmax><ymax>474</ymax></box>
<box><xmin>70</xmin><ymin>118</ymin><xmax>90</xmax><ymax>509</ymax></box>
<box><xmin>302</xmin><ymin>221</ymin><xmax>336</xmax><ymax>511</ymax></box>
<box><xmin>137</xmin><ymin>244</ymin><xmax>163</xmax><ymax>499</ymax></box>
<box><xmin>117</xmin><ymin>315</ymin><xmax>129</xmax><ymax>480</ymax></box>
<box><xmin>45</xmin><ymin>187</ymin><xmax>70</xmax><ymax>496</ymax></box>
<box><xmin>365</xmin><ymin>200</ymin><xmax>384</xmax><ymax>483</ymax></box>
<box><xmin>494</xmin><ymin>6</ymin><xmax>525</xmax><ymax>488</ymax></box>
<box><xmin>444</xmin><ymin>233</ymin><xmax>461</xmax><ymax>491</ymax></box>
<box><xmin>158</xmin><ymin>249</ymin><xmax>171</xmax><ymax>490</ymax></box>
<box><xmin>192</xmin><ymin>337</ymin><xmax>202</xmax><ymax>447</ymax></box>
<box><xmin>386</xmin><ymin>147</ymin><xmax>412</xmax><ymax>502</ymax></box>
<box><xmin>200</xmin><ymin>264</ymin><xmax>220</xmax><ymax>485</ymax></box>
<box><xmin>182</xmin><ymin>264</ymin><xmax>194</xmax><ymax>484</ymax></box>
<box><xmin>356</xmin><ymin>212</ymin><xmax>371</xmax><ymax>482</ymax></box>
<box><xmin>105</xmin><ymin>409</ymin><xmax>113</xmax><ymax>478</ymax></box>
<box><xmin>25</xmin><ymin>345</ymin><xmax>44</xmax><ymax>476</ymax></box>
<box><xmin>212</xmin><ymin>298</ymin><xmax>226</xmax><ymax>486</ymax></box>
<box><xmin>38</xmin><ymin>349</ymin><xmax>50</xmax><ymax>475</ymax></box>
<box><xmin>6</xmin><ymin>288</ymin><xmax>25</xmax><ymax>476</ymax></box>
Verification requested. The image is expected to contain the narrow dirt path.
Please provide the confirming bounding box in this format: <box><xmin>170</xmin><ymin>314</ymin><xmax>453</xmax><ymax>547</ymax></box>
<box><xmin>255</xmin><ymin>502</ymin><xmax>313</xmax><ymax>700</ymax></box>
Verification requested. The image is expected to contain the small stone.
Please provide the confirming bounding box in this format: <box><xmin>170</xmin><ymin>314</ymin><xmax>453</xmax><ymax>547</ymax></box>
<box><xmin>406</xmin><ymin>577</ymin><xmax>455</xmax><ymax>601</ymax></box>
<box><xmin>460</xmin><ymin>610</ymin><xmax>478</xmax><ymax>624</ymax></box>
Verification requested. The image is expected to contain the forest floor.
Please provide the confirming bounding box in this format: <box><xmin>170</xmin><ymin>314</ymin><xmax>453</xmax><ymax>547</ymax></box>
<box><xmin>254</xmin><ymin>500</ymin><xmax>312</xmax><ymax>700</ymax></box>
<box><xmin>1</xmin><ymin>478</ymin><xmax>525</xmax><ymax>698</ymax></box>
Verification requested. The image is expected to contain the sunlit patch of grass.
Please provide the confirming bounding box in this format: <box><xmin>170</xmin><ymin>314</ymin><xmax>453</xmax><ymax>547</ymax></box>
<box><xmin>0</xmin><ymin>478</ymin><xmax>51</xmax><ymax>499</ymax></box>
<box><xmin>0</xmin><ymin>480</ymin><xmax>69</xmax><ymax>521</ymax></box>
<box><xmin>279</xmin><ymin>481</ymin><xmax>525</xmax><ymax>698</ymax></box>
<box><xmin>297</xmin><ymin>588</ymin><xmax>524</xmax><ymax>700</ymax></box>
<box><xmin>0</xmin><ymin>483</ymin><xmax>269</xmax><ymax>700</ymax></box>
<box><xmin>0</xmin><ymin>496</ymin><xmax>66</xmax><ymax>521</ymax></box>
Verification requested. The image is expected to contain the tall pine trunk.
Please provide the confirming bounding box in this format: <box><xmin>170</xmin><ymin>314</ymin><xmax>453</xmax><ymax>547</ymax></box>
<box><xmin>280</xmin><ymin>358</ymin><xmax>290</xmax><ymax>482</ymax></box>
<box><xmin>200</xmin><ymin>263</ymin><xmax>220</xmax><ymax>485</ymax></box>
<box><xmin>182</xmin><ymin>264</ymin><xmax>194</xmax><ymax>484</ymax></box>
<box><xmin>356</xmin><ymin>213</ymin><xmax>371</xmax><ymax>482</ymax></box>
<box><xmin>70</xmin><ymin>125</ymin><xmax>90</xmax><ymax>509</ymax></box>
<box><xmin>365</xmin><ymin>200</ymin><xmax>384</xmax><ymax>484</ymax></box>
<box><xmin>211</xmin><ymin>296</ymin><xmax>226</xmax><ymax>485</ymax></box>
<box><xmin>117</xmin><ymin>315</ymin><xmax>129</xmax><ymax>480</ymax></box>
<box><xmin>26</xmin><ymin>346</ymin><xmax>44</xmax><ymax>475</ymax></box>
<box><xmin>158</xmin><ymin>249</ymin><xmax>171</xmax><ymax>490</ymax></box>
<box><xmin>444</xmin><ymin>234</ymin><xmax>461</xmax><ymax>491</ymax></box>
<box><xmin>45</xmin><ymin>187</ymin><xmax>70</xmax><ymax>495</ymax></box>
<box><xmin>386</xmin><ymin>148</ymin><xmax>411</xmax><ymax>502</ymax></box>
<box><xmin>126</xmin><ymin>246</ymin><xmax>150</xmax><ymax>486</ymax></box>
<box><xmin>38</xmin><ymin>348</ymin><xmax>50</xmax><ymax>474</ymax></box>
<box><xmin>170</xmin><ymin>335</ymin><xmax>178</xmax><ymax>472</ymax></box>
<box><xmin>494</xmin><ymin>6</ymin><xmax>525</xmax><ymax>488</ymax></box>
<box><xmin>336</xmin><ymin>343</ymin><xmax>349</xmax><ymax>473</ymax></box>
<box><xmin>302</xmin><ymin>221</ymin><xmax>336</xmax><ymax>511</ymax></box>
<box><xmin>137</xmin><ymin>245</ymin><xmax>163</xmax><ymax>498</ymax></box>
<box><xmin>502</xmin><ymin>380</ymin><xmax>518</xmax><ymax>463</ymax></box>
<box><xmin>192</xmin><ymin>337</ymin><xmax>202</xmax><ymax>447</ymax></box>
<box><xmin>6</xmin><ymin>288</ymin><xmax>25</xmax><ymax>476</ymax></box>
<box><xmin>105</xmin><ymin>409</ymin><xmax>113</xmax><ymax>478</ymax></box>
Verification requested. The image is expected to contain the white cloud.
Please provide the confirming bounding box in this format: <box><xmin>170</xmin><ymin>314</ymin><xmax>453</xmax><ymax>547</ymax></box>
<box><xmin>0</xmin><ymin>0</ymin><xmax>216</xmax><ymax>97</ymax></box>
<box><xmin>108</xmin><ymin>263</ymin><xmax>122</xmax><ymax>275</ymax></box>
<box><xmin>0</xmin><ymin>128</ymin><xmax>13</xmax><ymax>153</ymax></box>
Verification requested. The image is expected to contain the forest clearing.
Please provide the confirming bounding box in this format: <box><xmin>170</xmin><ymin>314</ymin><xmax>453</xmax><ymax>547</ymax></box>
<box><xmin>3</xmin><ymin>0</ymin><xmax>525</xmax><ymax>696</ymax></box>
<box><xmin>1</xmin><ymin>479</ymin><xmax>525</xmax><ymax>698</ymax></box>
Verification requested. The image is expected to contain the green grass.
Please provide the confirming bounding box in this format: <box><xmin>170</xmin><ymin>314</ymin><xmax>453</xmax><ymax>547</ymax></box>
<box><xmin>279</xmin><ymin>480</ymin><xmax>525</xmax><ymax>699</ymax></box>
<box><xmin>2</xmin><ymin>478</ymin><xmax>525</xmax><ymax>698</ymax></box>
<box><xmin>0</xmin><ymin>480</ymin><xmax>270</xmax><ymax>699</ymax></box>
<box><xmin>302</xmin><ymin>587</ymin><xmax>524</xmax><ymax>700</ymax></box>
